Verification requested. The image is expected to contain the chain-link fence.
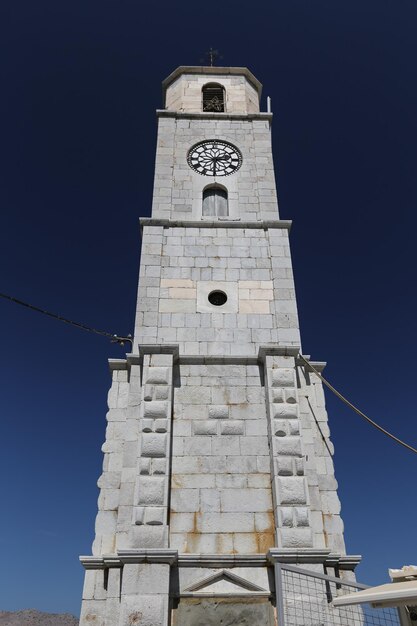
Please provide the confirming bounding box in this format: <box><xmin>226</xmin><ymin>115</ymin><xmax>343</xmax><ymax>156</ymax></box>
<box><xmin>275</xmin><ymin>563</ymin><xmax>402</xmax><ymax>626</ymax></box>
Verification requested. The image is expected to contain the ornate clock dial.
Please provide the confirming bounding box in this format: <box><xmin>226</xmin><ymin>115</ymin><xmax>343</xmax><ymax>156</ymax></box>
<box><xmin>187</xmin><ymin>140</ymin><xmax>242</xmax><ymax>176</ymax></box>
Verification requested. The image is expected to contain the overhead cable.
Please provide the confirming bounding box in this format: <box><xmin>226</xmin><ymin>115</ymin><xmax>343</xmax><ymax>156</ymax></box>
<box><xmin>0</xmin><ymin>292</ymin><xmax>132</xmax><ymax>346</ymax></box>
<box><xmin>299</xmin><ymin>353</ymin><xmax>417</xmax><ymax>456</ymax></box>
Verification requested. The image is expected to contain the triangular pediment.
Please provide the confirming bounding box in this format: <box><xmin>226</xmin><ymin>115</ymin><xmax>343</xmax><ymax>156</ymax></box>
<box><xmin>183</xmin><ymin>570</ymin><xmax>267</xmax><ymax>595</ymax></box>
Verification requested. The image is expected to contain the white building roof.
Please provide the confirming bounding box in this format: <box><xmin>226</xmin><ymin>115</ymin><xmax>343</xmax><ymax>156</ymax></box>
<box><xmin>333</xmin><ymin>580</ymin><xmax>417</xmax><ymax>608</ymax></box>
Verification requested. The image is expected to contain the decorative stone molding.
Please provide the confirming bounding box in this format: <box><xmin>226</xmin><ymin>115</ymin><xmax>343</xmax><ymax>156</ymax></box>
<box><xmin>156</xmin><ymin>110</ymin><xmax>273</xmax><ymax>122</ymax></box>
<box><xmin>80</xmin><ymin>550</ymin><xmax>361</xmax><ymax>571</ymax></box>
<box><xmin>267</xmin><ymin>549</ymin><xmax>361</xmax><ymax>571</ymax></box>
<box><xmin>180</xmin><ymin>569</ymin><xmax>270</xmax><ymax>598</ymax></box>
<box><xmin>108</xmin><ymin>358</ymin><xmax>128</xmax><ymax>371</ymax></box>
<box><xmin>118</xmin><ymin>549</ymin><xmax>178</xmax><ymax>564</ymax></box>
<box><xmin>80</xmin><ymin>549</ymin><xmax>178</xmax><ymax>569</ymax></box>
<box><xmin>139</xmin><ymin>217</ymin><xmax>292</xmax><ymax>231</ymax></box>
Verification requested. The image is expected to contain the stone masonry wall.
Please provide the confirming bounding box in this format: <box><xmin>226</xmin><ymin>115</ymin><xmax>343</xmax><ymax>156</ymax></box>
<box><xmin>152</xmin><ymin>116</ymin><xmax>278</xmax><ymax>221</ymax></box>
<box><xmin>90</xmin><ymin>357</ymin><xmax>346</xmax><ymax>560</ymax></box>
<box><xmin>170</xmin><ymin>363</ymin><xmax>275</xmax><ymax>554</ymax></box>
<box><xmin>165</xmin><ymin>73</ymin><xmax>260</xmax><ymax>115</ymax></box>
<box><xmin>134</xmin><ymin>224</ymin><xmax>301</xmax><ymax>352</ymax></box>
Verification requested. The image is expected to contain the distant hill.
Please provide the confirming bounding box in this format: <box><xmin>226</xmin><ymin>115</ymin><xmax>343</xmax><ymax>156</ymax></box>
<box><xmin>0</xmin><ymin>610</ymin><xmax>78</xmax><ymax>626</ymax></box>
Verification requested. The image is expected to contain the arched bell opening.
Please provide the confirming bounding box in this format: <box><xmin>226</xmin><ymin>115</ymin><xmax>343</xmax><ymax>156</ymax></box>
<box><xmin>202</xmin><ymin>82</ymin><xmax>226</xmax><ymax>112</ymax></box>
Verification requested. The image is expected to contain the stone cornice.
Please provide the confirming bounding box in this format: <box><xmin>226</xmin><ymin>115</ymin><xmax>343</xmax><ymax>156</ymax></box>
<box><xmin>267</xmin><ymin>549</ymin><xmax>362</xmax><ymax>571</ymax></box>
<box><xmin>80</xmin><ymin>550</ymin><xmax>178</xmax><ymax>569</ymax></box>
<box><xmin>118</xmin><ymin>549</ymin><xmax>178</xmax><ymax>564</ymax></box>
<box><xmin>258</xmin><ymin>345</ymin><xmax>300</xmax><ymax>360</ymax></box>
<box><xmin>80</xmin><ymin>551</ymin><xmax>361</xmax><ymax>571</ymax></box>
<box><xmin>138</xmin><ymin>344</ymin><xmax>179</xmax><ymax>359</ymax></box>
<box><xmin>156</xmin><ymin>110</ymin><xmax>272</xmax><ymax>122</ymax></box>
<box><xmin>140</xmin><ymin>218</ymin><xmax>292</xmax><ymax>231</ymax></box>
<box><xmin>112</xmin><ymin>351</ymin><xmax>328</xmax><ymax>372</ymax></box>
<box><xmin>108</xmin><ymin>358</ymin><xmax>128</xmax><ymax>371</ymax></box>
<box><xmin>267</xmin><ymin>548</ymin><xmax>331</xmax><ymax>564</ymax></box>
<box><xmin>296</xmin><ymin>356</ymin><xmax>327</xmax><ymax>372</ymax></box>
<box><xmin>337</xmin><ymin>555</ymin><xmax>363</xmax><ymax>570</ymax></box>
<box><xmin>298</xmin><ymin>358</ymin><xmax>327</xmax><ymax>373</ymax></box>
<box><xmin>79</xmin><ymin>556</ymin><xmax>107</xmax><ymax>570</ymax></box>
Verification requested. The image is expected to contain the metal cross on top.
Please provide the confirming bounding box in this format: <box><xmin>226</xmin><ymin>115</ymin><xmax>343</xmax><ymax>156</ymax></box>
<box><xmin>205</xmin><ymin>47</ymin><xmax>221</xmax><ymax>66</ymax></box>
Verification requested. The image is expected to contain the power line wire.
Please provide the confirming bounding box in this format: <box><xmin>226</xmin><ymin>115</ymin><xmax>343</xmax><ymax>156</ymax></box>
<box><xmin>306</xmin><ymin>396</ymin><xmax>333</xmax><ymax>457</ymax></box>
<box><xmin>299</xmin><ymin>354</ymin><xmax>417</xmax><ymax>456</ymax></box>
<box><xmin>0</xmin><ymin>292</ymin><xmax>132</xmax><ymax>346</ymax></box>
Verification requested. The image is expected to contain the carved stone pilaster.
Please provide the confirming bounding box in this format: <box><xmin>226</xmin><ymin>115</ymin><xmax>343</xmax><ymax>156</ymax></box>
<box><xmin>263</xmin><ymin>354</ymin><xmax>313</xmax><ymax>548</ymax></box>
<box><xmin>131</xmin><ymin>349</ymin><xmax>175</xmax><ymax>548</ymax></box>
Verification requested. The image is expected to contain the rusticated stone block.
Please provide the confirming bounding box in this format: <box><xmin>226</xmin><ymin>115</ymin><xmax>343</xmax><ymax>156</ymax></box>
<box><xmin>141</xmin><ymin>433</ymin><xmax>167</xmax><ymax>458</ymax></box>
<box><xmin>271</xmin><ymin>368</ymin><xmax>295</xmax><ymax>387</ymax></box>
<box><xmin>154</xmin><ymin>418</ymin><xmax>168</xmax><ymax>433</ymax></box>
<box><xmin>144</xmin><ymin>506</ymin><xmax>165</xmax><ymax>525</ymax></box>
<box><xmin>288</xmin><ymin>421</ymin><xmax>300</xmax><ymax>435</ymax></box>
<box><xmin>284</xmin><ymin>389</ymin><xmax>297</xmax><ymax>404</ymax></box>
<box><xmin>272</xmin><ymin>403</ymin><xmax>298</xmax><ymax>419</ymax></box>
<box><xmin>143</xmin><ymin>401</ymin><xmax>169</xmax><ymax>419</ymax></box>
<box><xmin>273</xmin><ymin>419</ymin><xmax>287</xmax><ymax>437</ymax></box>
<box><xmin>143</xmin><ymin>384</ymin><xmax>154</xmax><ymax>401</ymax></box>
<box><xmin>275</xmin><ymin>476</ymin><xmax>308</xmax><ymax>505</ymax></box>
<box><xmin>134</xmin><ymin>506</ymin><xmax>145</xmax><ymax>525</ymax></box>
<box><xmin>220</xmin><ymin>420</ymin><xmax>244</xmax><ymax>435</ymax></box>
<box><xmin>278</xmin><ymin>507</ymin><xmax>294</xmax><ymax>527</ymax></box>
<box><xmin>294</xmin><ymin>457</ymin><xmax>304</xmax><ymax>475</ymax></box>
<box><xmin>275</xmin><ymin>457</ymin><xmax>293</xmax><ymax>476</ymax></box>
<box><xmin>208</xmin><ymin>405</ymin><xmax>229</xmax><ymax>419</ymax></box>
<box><xmin>271</xmin><ymin>389</ymin><xmax>284</xmax><ymax>403</ymax></box>
<box><xmin>145</xmin><ymin>367</ymin><xmax>169</xmax><ymax>385</ymax></box>
<box><xmin>139</xmin><ymin>459</ymin><xmax>151</xmax><ymax>475</ymax></box>
<box><xmin>294</xmin><ymin>506</ymin><xmax>310</xmax><ymax>527</ymax></box>
<box><xmin>142</xmin><ymin>419</ymin><xmax>153</xmax><ymax>432</ymax></box>
<box><xmin>151</xmin><ymin>458</ymin><xmax>167</xmax><ymax>475</ymax></box>
<box><xmin>274</xmin><ymin>436</ymin><xmax>302</xmax><ymax>456</ymax></box>
<box><xmin>137</xmin><ymin>476</ymin><xmax>166</xmax><ymax>506</ymax></box>
<box><xmin>154</xmin><ymin>386</ymin><xmax>170</xmax><ymax>400</ymax></box>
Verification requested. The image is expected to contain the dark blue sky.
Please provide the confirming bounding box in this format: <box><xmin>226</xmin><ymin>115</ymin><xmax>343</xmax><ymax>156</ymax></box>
<box><xmin>1</xmin><ymin>0</ymin><xmax>416</xmax><ymax>616</ymax></box>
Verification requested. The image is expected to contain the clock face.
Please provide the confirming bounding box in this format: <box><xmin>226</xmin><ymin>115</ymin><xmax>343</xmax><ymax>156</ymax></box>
<box><xmin>187</xmin><ymin>140</ymin><xmax>242</xmax><ymax>176</ymax></box>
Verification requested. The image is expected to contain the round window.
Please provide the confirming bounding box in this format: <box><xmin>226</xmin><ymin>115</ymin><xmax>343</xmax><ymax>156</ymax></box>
<box><xmin>208</xmin><ymin>290</ymin><xmax>227</xmax><ymax>306</ymax></box>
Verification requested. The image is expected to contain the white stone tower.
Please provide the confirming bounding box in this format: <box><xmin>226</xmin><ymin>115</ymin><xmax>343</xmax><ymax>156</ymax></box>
<box><xmin>79</xmin><ymin>66</ymin><xmax>360</xmax><ymax>626</ymax></box>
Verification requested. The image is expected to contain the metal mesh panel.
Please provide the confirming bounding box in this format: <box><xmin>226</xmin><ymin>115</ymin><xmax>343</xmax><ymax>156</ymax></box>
<box><xmin>279</xmin><ymin>566</ymin><xmax>401</xmax><ymax>626</ymax></box>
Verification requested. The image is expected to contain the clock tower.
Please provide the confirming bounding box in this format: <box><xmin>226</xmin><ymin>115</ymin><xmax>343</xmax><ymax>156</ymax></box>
<box><xmin>79</xmin><ymin>66</ymin><xmax>360</xmax><ymax>626</ymax></box>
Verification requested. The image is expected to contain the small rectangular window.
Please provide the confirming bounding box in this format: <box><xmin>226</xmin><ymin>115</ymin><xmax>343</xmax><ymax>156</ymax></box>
<box><xmin>203</xmin><ymin>188</ymin><xmax>228</xmax><ymax>216</ymax></box>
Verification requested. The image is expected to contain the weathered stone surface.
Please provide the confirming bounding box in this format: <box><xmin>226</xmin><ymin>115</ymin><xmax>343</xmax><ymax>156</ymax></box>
<box><xmin>172</xmin><ymin>599</ymin><xmax>276</xmax><ymax>626</ymax></box>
